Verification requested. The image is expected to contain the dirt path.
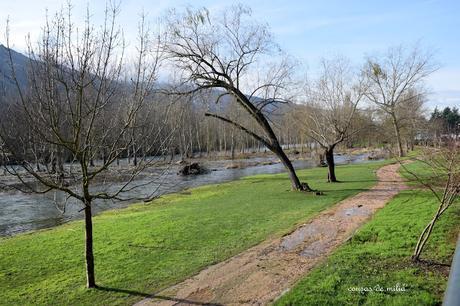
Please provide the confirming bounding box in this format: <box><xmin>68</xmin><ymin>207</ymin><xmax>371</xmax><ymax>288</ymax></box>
<box><xmin>135</xmin><ymin>163</ymin><xmax>407</xmax><ymax>306</ymax></box>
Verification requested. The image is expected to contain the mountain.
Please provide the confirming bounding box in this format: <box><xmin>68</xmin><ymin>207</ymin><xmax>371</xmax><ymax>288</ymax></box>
<box><xmin>0</xmin><ymin>45</ymin><xmax>290</xmax><ymax>116</ymax></box>
<box><xmin>0</xmin><ymin>44</ymin><xmax>29</xmax><ymax>97</ymax></box>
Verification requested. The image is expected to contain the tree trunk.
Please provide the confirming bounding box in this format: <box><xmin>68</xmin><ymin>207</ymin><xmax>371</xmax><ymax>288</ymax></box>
<box><xmin>231</xmin><ymin>130</ymin><xmax>235</xmax><ymax>160</ymax></box>
<box><xmin>274</xmin><ymin>144</ymin><xmax>311</xmax><ymax>191</ymax></box>
<box><xmin>412</xmin><ymin>203</ymin><xmax>444</xmax><ymax>261</ymax></box>
<box><xmin>84</xmin><ymin>199</ymin><xmax>96</xmax><ymax>288</ymax></box>
<box><xmin>391</xmin><ymin>114</ymin><xmax>404</xmax><ymax>157</ymax></box>
<box><xmin>189</xmin><ymin>125</ymin><xmax>194</xmax><ymax>158</ymax></box>
<box><xmin>132</xmin><ymin>141</ymin><xmax>138</xmax><ymax>167</ymax></box>
<box><xmin>223</xmin><ymin>127</ymin><xmax>227</xmax><ymax>154</ymax></box>
<box><xmin>204</xmin><ymin>107</ymin><xmax>312</xmax><ymax>192</ymax></box>
<box><xmin>206</xmin><ymin>120</ymin><xmax>210</xmax><ymax>156</ymax></box>
<box><xmin>325</xmin><ymin>146</ymin><xmax>338</xmax><ymax>182</ymax></box>
<box><xmin>300</xmin><ymin>135</ymin><xmax>304</xmax><ymax>154</ymax></box>
<box><xmin>196</xmin><ymin>124</ymin><xmax>202</xmax><ymax>157</ymax></box>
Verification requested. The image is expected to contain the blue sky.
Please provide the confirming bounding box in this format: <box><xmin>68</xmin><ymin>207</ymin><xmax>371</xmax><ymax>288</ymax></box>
<box><xmin>1</xmin><ymin>0</ymin><xmax>459</xmax><ymax>109</ymax></box>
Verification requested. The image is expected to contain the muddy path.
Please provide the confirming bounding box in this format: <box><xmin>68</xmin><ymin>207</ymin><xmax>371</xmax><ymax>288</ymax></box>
<box><xmin>135</xmin><ymin>163</ymin><xmax>407</xmax><ymax>306</ymax></box>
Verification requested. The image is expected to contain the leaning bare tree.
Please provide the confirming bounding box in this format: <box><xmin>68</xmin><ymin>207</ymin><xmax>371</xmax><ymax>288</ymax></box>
<box><xmin>0</xmin><ymin>5</ymin><xmax>171</xmax><ymax>288</ymax></box>
<box><xmin>298</xmin><ymin>57</ymin><xmax>366</xmax><ymax>182</ymax></box>
<box><xmin>400</xmin><ymin>142</ymin><xmax>459</xmax><ymax>261</ymax></box>
<box><xmin>162</xmin><ymin>5</ymin><xmax>312</xmax><ymax>191</ymax></box>
<box><xmin>364</xmin><ymin>45</ymin><xmax>436</xmax><ymax>157</ymax></box>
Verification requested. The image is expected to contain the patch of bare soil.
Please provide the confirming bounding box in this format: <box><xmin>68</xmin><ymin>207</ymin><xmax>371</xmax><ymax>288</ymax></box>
<box><xmin>135</xmin><ymin>163</ymin><xmax>407</xmax><ymax>306</ymax></box>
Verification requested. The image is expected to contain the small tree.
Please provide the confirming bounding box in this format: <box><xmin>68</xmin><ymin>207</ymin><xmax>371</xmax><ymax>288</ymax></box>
<box><xmin>364</xmin><ymin>45</ymin><xmax>436</xmax><ymax>157</ymax></box>
<box><xmin>298</xmin><ymin>57</ymin><xmax>366</xmax><ymax>182</ymax></box>
<box><xmin>1</xmin><ymin>5</ymin><xmax>171</xmax><ymax>288</ymax></box>
<box><xmin>400</xmin><ymin>142</ymin><xmax>459</xmax><ymax>261</ymax></box>
<box><xmin>163</xmin><ymin>5</ymin><xmax>312</xmax><ymax>191</ymax></box>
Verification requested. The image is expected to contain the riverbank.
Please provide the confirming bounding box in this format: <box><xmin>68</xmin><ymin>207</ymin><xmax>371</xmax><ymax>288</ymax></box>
<box><xmin>0</xmin><ymin>151</ymin><xmax>381</xmax><ymax>236</ymax></box>
<box><xmin>0</xmin><ymin>162</ymin><xmax>387</xmax><ymax>306</ymax></box>
<box><xmin>0</xmin><ymin>147</ymin><xmax>386</xmax><ymax>192</ymax></box>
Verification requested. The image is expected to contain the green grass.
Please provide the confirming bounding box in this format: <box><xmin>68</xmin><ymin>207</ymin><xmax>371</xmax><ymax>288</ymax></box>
<box><xmin>275</xmin><ymin>190</ymin><xmax>459</xmax><ymax>306</ymax></box>
<box><xmin>399</xmin><ymin>160</ymin><xmax>441</xmax><ymax>187</ymax></box>
<box><xmin>0</xmin><ymin>162</ymin><xmax>386</xmax><ymax>306</ymax></box>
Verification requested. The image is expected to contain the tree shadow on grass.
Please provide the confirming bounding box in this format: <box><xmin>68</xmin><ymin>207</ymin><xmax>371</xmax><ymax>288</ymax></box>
<box><xmin>332</xmin><ymin>188</ymin><xmax>372</xmax><ymax>192</ymax></box>
<box><xmin>336</xmin><ymin>179</ymin><xmax>379</xmax><ymax>183</ymax></box>
<box><xmin>244</xmin><ymin>177</ymin><xmax>383</xmax><ymax>185</ymax></box>
<box><xmin>96</xmin><ymin>286</ymin><xmax>223</xmax><ymax>306</ymax></box>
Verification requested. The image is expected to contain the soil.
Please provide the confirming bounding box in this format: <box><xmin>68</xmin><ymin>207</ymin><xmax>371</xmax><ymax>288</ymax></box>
<box><xmin>135</xmin><ymin>163</ymin><xmax>408</xmax><ymax>306</ymax></box>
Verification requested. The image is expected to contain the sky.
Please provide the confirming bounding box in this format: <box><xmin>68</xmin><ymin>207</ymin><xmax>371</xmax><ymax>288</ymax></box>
<box><xmin>1</xmin><ymin>0</ymin><xmax>459</xmax><ymax>110</ymax></box>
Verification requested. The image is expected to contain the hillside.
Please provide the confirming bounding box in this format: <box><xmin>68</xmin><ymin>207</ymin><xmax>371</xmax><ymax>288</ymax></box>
<box><xmin>0</xmin><ymin>44</ymin><xmax>29</xmax><ymax>97</ymax></box>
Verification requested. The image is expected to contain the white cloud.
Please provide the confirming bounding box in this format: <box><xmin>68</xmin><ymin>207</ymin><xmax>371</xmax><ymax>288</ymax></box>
<box><xmin>424</xmin><ymin>67</ymin><xmax>460</xmax><ymax>109</ymax></box>
<box><xmin>427</xmin><ymin>90</ymin><xmax>460</xmax><ymax>109</ymax></box>
<box><xmin>427</xmin><ymin>67</ymin><xmax>460</xmax><ymax>91</ymax></box>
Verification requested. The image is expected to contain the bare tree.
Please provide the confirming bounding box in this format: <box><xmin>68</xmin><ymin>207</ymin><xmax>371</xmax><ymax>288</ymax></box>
<box><xmin>398</xmin><ymin>90</ymin><xmax>426</xmax><ymax>152</ymax></box>
<box><xmin>400</xmin><ymin>142</ymin><xmax>459</xmax><ymax>261</ymax></box>
<box><xmin>162</xmin><ymin>5</ymin><xmax>312</xmax><ymax>191</ymax></box>
<box><xmin>298</xmin><ymin>58</ymin><xmax>366</xmax><ymax>182</ymax></box>
<box><xmin>0</xmin><ymin>5</ymin><xmax>171</xmax><ymax>288</ymax></box>
<box><xmin>364</xmin><ymin>45</ymin><xmax>436</xmax><ymax>157</ymax></box>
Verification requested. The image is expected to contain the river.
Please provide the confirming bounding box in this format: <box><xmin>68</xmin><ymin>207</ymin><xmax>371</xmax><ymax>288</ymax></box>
<box><xmin>0</xmin><ymin>153</ymin><xmax>378</xmax><ymax>236</ymax></box>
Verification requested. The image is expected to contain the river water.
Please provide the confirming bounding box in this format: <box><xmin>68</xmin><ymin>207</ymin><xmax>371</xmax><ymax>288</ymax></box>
<box><xmin>0</xmin><ymin>153</ymin><xmax>376</xmax><ymax>236</ymax></box>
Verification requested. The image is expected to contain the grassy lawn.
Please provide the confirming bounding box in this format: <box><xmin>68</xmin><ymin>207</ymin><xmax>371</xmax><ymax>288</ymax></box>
<box><xmin>0</xmin><ymin>162</ymin><xmax>386</xmax><ymax>305</ymax></box>
<box><xmin>275</xmin><ymin>180</ymin><xmax>459</xmax><ymax>305</ymax></box>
